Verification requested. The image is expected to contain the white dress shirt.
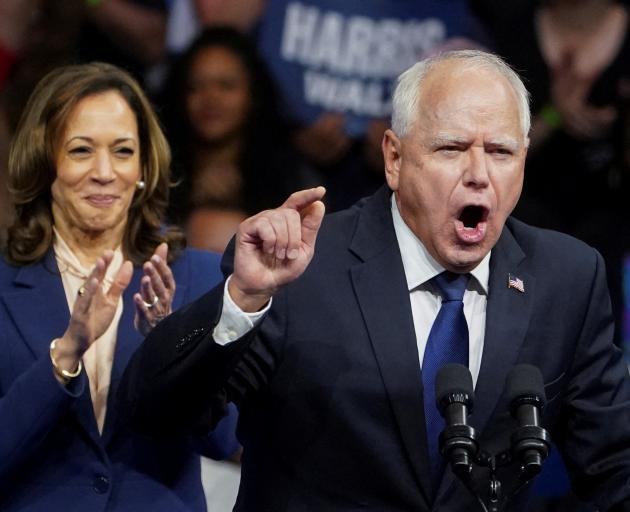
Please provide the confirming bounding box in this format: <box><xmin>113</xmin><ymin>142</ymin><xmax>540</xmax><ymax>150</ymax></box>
<box><xmin>213</xmin><ymin>275</ymin><xmax>269</xmax><ymax>344</ymax></box>
<box><xmin>390</xmin><ymin>196</ymin><xmax>489</xmax><ymax>387</ymax></box>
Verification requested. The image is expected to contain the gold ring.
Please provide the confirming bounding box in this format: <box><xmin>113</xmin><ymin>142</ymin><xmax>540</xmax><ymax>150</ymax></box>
<box><xmin>142</xmin><ymin>295</ymin><xmax>159</xmax><ymax>309</ymax></box>
<box><xmin>78</xmin><ymin>286</ymin><xmax>87</xmax><ymax>297</ymax></box>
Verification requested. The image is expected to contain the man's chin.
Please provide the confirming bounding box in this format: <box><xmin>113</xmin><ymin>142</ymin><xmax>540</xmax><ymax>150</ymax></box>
<box><xmin>440</xmin><ymin>244</ymin><xmax>490</xmax><ymax>273</ymax></box>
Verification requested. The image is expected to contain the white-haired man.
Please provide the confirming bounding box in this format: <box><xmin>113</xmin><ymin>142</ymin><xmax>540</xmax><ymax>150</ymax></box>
<box><xmin>121</xmin><ymin>51</ymin><xmax>630</xmax><ymax>511</ymax></box>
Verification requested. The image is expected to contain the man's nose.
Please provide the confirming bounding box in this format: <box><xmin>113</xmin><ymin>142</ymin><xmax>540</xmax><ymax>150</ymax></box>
<box><xmin>463</xmin><ymin>147</ymin><xmax>490</xmax><ymax>188</ymax></box>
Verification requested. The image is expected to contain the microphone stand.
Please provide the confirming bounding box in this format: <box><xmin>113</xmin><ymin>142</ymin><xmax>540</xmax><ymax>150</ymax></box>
<box><xmin>472</xmin><ymin>450</ymin><xmax>508</xmax><ymax>512</ymax></box>
<box><xmin>436</xmin><ymin>363</ymin><xmax>551</xmax><ymax>511</ymax></box>
<box><xmin>486</xmin><ymin>454</ymin><xmax>502</xmax><ymax>512</ymax></box>
<box><xmin>447</xmin><ymin>437</ymin><xmax>551</xmax><ymax>512</ymax></box>
<box><xmin>439</xmin><ymin>423</ymin><xmax>498</xmax><ymax>512</ymax></box>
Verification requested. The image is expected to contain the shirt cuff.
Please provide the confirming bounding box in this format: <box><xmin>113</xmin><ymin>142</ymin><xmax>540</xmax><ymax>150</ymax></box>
<box><xmin>212</xmin><ymin>276</ymin><xmax>271</xmax><ymax>346</ymax></box>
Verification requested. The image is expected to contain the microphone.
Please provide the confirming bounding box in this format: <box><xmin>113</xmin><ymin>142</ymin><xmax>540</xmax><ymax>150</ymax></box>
<box><xmin>436</xmin><ymin>363</ymin><xmax>478</xmax><ymax>477</ymax></box>
<box><xmin>506</xmin><ymin>364</ymin><xmax>551</xmax><ymax>479</ymax></box>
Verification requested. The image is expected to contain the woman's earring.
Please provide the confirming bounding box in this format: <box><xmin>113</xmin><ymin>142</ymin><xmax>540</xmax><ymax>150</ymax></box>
<box><xmin>136</xmin><ymin>180</ymin><xmax>146</xmax><ymax>191</ymax></box>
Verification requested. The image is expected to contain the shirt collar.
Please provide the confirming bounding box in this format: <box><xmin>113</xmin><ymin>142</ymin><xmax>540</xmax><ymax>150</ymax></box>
<box><xmin>53</xmin><ymin>226</ymin><xmax>124</xmax><ymax>283</ymax></box>
<box><xmin>390</xmin><ymin>195</ymin><xmax>490</xmax><ymax>294</ymax></box>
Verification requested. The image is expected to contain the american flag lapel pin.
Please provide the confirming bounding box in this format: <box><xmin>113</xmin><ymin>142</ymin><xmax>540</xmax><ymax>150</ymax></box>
<box><xmin>507</xmin><ymin>273</ymin><xmax>525</xmax><ymax>293</ymax></box>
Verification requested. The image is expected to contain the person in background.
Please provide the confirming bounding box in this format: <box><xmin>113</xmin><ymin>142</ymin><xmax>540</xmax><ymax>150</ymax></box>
<box><xmin>0</xmin><ymin>61</ymin><xmax>238</xmax><ymax>511</ymax></box>
<box><xmin>162</xmin><ymin>26</ymin><xmax>320</xmax><ymax>252</ymax></box>
<box><xmin>0</xmin><ymin>0</ymin><xmax>43</xmax><ymax>89</ymax></box>
<box><xmin>167</xmin><ymin>0</ymin><xmax>265</xmax><ymax>51</ymax></box>
<box><xmin>481</xmin><ymin>0</ymin><xmax>630</xmax><ymax>346</ymax></box>
<box><xmin>78</xmin><ymin>0</ymin><xmax>168</xmax><ymax>87</ymax></box>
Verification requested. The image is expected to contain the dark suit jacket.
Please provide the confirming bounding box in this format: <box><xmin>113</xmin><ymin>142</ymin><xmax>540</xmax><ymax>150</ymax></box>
<box><xmin>120</xmin><ymin>186</ymin><xmax>630</xmax><ymax>511</ymax></box>
<box><xmin>0</xmin><ymin>248</ymin><xmax>239</xmax><ymax>511</ymax></box>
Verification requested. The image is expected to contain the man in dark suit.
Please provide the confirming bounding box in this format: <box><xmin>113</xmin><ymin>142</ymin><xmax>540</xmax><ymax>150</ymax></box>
<box><xmin>119</xmin><ymin>50</ymin><xmax>630</xmax><ymax>511</ymax></box>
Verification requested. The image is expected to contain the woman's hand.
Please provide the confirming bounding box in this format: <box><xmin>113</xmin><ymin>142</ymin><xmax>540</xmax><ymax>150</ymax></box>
<box><xmin>133</xmin><ymin>243</ymin><xmax>176</xmax><ymax>336</ymax></box>
<box><xmin>53</xmin><ymin>251</ymin><xmax>133</xmax><ymax>379</ymax></box>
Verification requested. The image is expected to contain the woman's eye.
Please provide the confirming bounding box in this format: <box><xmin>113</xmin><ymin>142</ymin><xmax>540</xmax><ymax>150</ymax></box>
<box><xmin>114</xmin><ymin>147</ymin><xmax>135</xmax><ymax>157</ymax></box>
<box><xmin>69</xmin><ymin>146</ymin><xmax>91</xmax><ymax>156</ymax></box>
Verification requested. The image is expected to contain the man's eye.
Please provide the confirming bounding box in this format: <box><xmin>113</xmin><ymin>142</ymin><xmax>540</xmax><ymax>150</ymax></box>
<box><xmin>490</xmin><ymin>148</ymin><xmax>513</xmax><ymax>156</ymax></box>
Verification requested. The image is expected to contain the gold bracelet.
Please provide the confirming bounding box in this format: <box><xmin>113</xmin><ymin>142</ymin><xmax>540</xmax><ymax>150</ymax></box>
<box><xmin>49</xmin><ymin>338</ymin><xmax>83</xmax><ymax>380</ymax></box>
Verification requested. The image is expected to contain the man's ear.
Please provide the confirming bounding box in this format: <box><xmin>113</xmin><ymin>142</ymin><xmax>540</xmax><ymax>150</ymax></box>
<box><xmin>382</xmin><ymin>129</ymin><xmax>402</xmax><ymax>191</ymax></box>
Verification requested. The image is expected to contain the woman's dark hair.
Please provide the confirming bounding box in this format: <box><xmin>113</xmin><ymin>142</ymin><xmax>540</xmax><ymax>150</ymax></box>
<box><xmin>162</xmin><ymin>26</ymin><xmax>299</xmax><ymax>222</ymax></box>
<box><xmin>7</xmin><ymin>61</ymin><xmax>183</xmax><ymax>265</ymax></box>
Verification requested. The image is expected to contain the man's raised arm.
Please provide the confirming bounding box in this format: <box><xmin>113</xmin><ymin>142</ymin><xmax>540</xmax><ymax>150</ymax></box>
<box><xmin>116</xmin><ymin>188</ymin><xmax>326</xmax><ymax>434</ymax></box>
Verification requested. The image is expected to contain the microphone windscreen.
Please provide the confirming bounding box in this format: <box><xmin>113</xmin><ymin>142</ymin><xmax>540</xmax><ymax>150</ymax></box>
<box><xmin>435</xmin><ymin>363</ymin><xmax>474</xmax><ymax>404</ymax></box>
<box><xmin>506</xmin><ymin>364</ymin><xmax>546</xmax><ymax>407</ymax></box>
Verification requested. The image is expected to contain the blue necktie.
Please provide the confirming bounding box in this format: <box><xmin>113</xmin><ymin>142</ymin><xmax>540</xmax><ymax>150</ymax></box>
<box><xmin>422</xmin><ymin>271</ymin><xmax>470</xmax><ymax>485</ymax></box>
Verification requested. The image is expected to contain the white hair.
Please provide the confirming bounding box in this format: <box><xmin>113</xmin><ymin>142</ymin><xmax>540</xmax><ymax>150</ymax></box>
<box><xmin>391</xmin><ymin>50</ymin><xmax>531</xmax><ymax>139</ymax></box>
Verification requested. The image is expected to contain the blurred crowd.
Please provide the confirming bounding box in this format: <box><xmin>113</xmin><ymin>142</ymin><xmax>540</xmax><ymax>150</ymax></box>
<box><xmin>0</xmin><ymin>1</ymin><xmax>629</xmax><ymax>508</ymax></box>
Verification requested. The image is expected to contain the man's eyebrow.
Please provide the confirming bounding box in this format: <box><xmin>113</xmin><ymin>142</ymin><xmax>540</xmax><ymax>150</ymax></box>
<box><xmin>427</xmin><ymin>134</ymin><xmax>523</xmax><ymax>152</ymax></box>
<box><xmin>430</xmin><ymin>134</ymin><xmax>469</xmax><ymax>146</ymax></box>
<box><xmin>485</xmin><ymin>137</ymin><xmax>520</xmax><ymax>152</ymax></box>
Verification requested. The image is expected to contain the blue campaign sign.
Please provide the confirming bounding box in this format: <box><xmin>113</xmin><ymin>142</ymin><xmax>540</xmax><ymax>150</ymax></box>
<box><xmin>257</xmin><ymin>0</ymin><xmax>476</xmax><ymax>136</ymax></box>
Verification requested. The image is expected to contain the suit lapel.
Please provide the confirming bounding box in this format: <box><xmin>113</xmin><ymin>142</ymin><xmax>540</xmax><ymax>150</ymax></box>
<box><xmin>1</xmin><ymin>253</ymin><xmax>70</xmax><ymax>358</ymax></box>
<box><xmin>0</xmin><ymin>253</ymin><xmax>100</xmax><ymax>438</ymax></box>
<box><xmin>350</xmin><ymin>187</ymin><xmax>433</xmax><ymax>504</ymax></box>
<box><xmin>471</xmin><ymin>224</ymin><xmax>534</xmax><ymax>434</ymax></box>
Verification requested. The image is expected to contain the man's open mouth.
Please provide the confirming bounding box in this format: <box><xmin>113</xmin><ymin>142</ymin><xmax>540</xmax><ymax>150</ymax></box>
<box><xmin>459</xmin><ymin>205</ymin><xmax>488</xmax><ymax>229</ymax></box>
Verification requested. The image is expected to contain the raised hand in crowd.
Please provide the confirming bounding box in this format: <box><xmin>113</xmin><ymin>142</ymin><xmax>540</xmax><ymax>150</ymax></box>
<box><xmin>550</xmin><ymin>53</ymin><xmax>617</xmax><ymax>140</ymax></box>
